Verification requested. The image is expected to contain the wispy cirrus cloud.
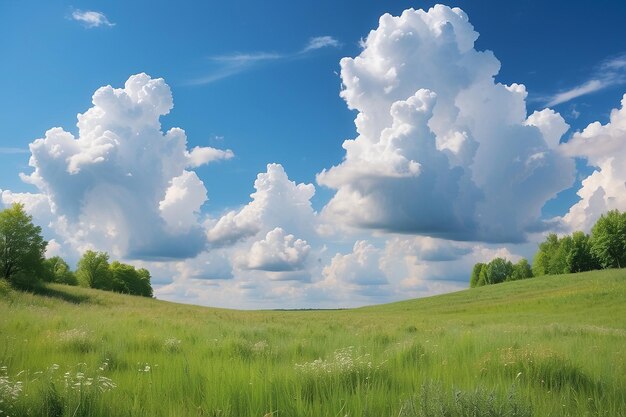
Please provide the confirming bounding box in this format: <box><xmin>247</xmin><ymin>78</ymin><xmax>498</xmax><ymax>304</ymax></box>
<box><xmin>189</xmin><ymin>36</ymin><xmax>340</xmax><ymax>85</ymax></box>
<box><xmin>0</xmin><ymin>147</ymin><xmax>29</xmax><ymax>154</ymax></box>
<box><xmin>71</xmin><ymin>9</ymin><xmax>115</xmax><ymax>28</ymax></box>
<box><xmin>300</xmin><ymin>36</ymin><xmax>341</xmax><ymax>53</ymax></box>
<box><xmin>209</xmin><ymin>52</ymin><xmax>284</xmax><ymax>65</ymax></box>
<box><xmin>545</xmin><ymin>54</ymin><xmax>626</xmax><ymax>106</ymax></box>
<box><xmin>189</xmin><ymin>52</ymin><xmax>283</xmax><ymax>85</ymax></box>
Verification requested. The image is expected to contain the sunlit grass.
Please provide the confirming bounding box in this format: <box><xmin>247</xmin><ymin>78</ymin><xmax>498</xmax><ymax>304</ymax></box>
<box><xmin>1</xmin><ymin>269</ymin><xmax>625</xmax><ymax>416</ymax></box>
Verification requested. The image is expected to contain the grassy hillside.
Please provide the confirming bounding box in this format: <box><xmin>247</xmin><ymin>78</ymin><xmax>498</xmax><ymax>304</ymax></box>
<box><xmin>1</xmin><ymin>270</ymin><xmax>625</xmax><ymax>416</ymax></box>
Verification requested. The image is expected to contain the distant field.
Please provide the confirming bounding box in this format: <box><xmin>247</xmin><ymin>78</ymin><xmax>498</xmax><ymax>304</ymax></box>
<box><xmin>1</xmin><ymin>270</ymin><xmax>625</xmax><ymax>416</ymax></box>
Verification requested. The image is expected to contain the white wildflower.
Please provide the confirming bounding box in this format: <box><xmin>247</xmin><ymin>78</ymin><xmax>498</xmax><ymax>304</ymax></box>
<box><xmin>164</xmin><ymin>338</ymin><xmax>182</xmax><ymax>352</ymax></box>
<box><xmin>0</xmin><ymin>373</ymin><xmax>23</xmax><ymax>402</ymax></box>
<box><xmin>294</xmin><ymin>347</ymin><xmax>377</xmax><ymax>377</ymax></box>
<box><xmin>252</xmin><ymin>340</ymin><xmax>269</xmax><ymax>353</ymax></box>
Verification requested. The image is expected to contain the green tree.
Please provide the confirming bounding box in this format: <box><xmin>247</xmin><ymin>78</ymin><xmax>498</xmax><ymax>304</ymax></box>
<box><xmin>509</xmin><ymin>258</ymin><xmax>533</xmax><ymax>281</ymax></box>
<box><xmin>0</xmin><ymin>203</ymin><xmax>47</xmax><ymax>287</ymax></box>
<box><xmin>42</xmin><ymin>256</ymin><xmax>78</xmax><ymax>286</ymax></box>
<box><xmin>481</xmin><ymin>258</ymin><xmax>514</xmax><ymax>285</ymax></box>
<box><xmin>567</xmin><ymin>231</ymin><xmax>599</xmax><ymax>273</ymax></box>
<box><xmin>109</xmin><ymin>262</ymin><xmax>153</xmax><ymax>297</ymax></box>
<box><xmin>477</xmin><ymin>267</ymin><xmax>487</xmax><ymax>286</ymax></box>
<box><xmin>532</xmin><ymin>233</ymin><xmax>559</xmax><ymax>276</ymax></box>
<box><xmin>111</xmin><ymin>263</ymin><xmax>153</xmax><ymax>297</ymax></box>
<box><xmin>109</xmin><ymin>261</ymin><xmax>134</xmax><ymax>294</ymax></box>
<box><xmin>76</xmin><ymin>250</ymin><xmax>112</xmax><ymax>289</ymax></box>
<box><xmin>590</xmin><ymin>210</ymin><xmax>626</xmax><ymax>269</ymax></box>
<box><xmin>470</xmin><ymin>263</ymin><xmax>485</xmax><ymax>288</ymax></box>
<box><xmin>549</xmin><ymin>235</ymin><xmax>572</xmax><ymax>275</ymax></box>
<box><xmin>533</xmin><ymin>233</ymin><xmax>576</xmax><ymax>276</ymax></box>
<box><xmin>135</xmin><ymin>268</ymin><xmax>153</xmax><ymax>297</ymax></box>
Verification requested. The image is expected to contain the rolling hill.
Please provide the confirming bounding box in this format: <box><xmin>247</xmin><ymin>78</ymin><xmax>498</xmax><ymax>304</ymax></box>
<box><xmin>1</xmin><ymin>270</ymin><xmax>624</xmax><ymax>416</ymax></box>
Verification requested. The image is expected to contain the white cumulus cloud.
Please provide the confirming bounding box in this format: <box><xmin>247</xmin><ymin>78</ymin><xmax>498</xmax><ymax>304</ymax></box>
<box><xmin>561</xmin><ymin>93</ymin><xmax>626</xmax><ymax>232</ymax></box>
<box><xmin>322</xmin><ymin>241</ymin><xmax>388</xmax><ymax>287</ymax></box>
<box><xmin>186</xmin><ymin>146</ymin><xmax>233</xmax><ymax>168</ymax></box>
<box><xmin>16</xmin><ymin>73</ymin><xmax>232</xmax><ymax>260</ymax></box>
<box><xmin>317</xmin><ymin>5</ymin><xmax>575</xmax><ymax>243</ymax></box>
<box><xmin>525</xmin><ymin>109</ymin><xmax>570</xmax><ymax>149</ymax></box>
<box><xmin>384</xmin><ymin>236</ymin><xmax>471</xmax><ymax>262</ymax></box>
<box><xmin>242</xmin><ymin>227</ymin><xmax>311</xmax><ymax>272</ymax></box>
<box><xmin>159</xmin><ymin>171</ymin><xmax>208</xmax><ymax>233</ymax></box>
<box><xmin>206</xmin><ymin>163</ymin><xmax>317</xmax><ymax>246</ymax></box>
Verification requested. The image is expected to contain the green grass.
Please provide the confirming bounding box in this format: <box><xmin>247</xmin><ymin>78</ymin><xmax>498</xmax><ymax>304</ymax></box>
<box><xmin>1</xmin><ymin>270</ymin><xmax>625</xmax><ymax>416</ymax></box>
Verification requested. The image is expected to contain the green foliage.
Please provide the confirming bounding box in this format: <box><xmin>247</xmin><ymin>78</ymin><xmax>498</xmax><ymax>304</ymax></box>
<box><xmin>471</xmin><ymin>258</ymin><xmax>532</xmax><ymax>287</ymax></box>
<box><xmin>136</xmin><ymin>268</ymin><xmax>153</xmax><ymax>298</ymax></box>
<box><xmin>567</xmin><ymin>231</ymin><xmax>600</xmax><ymax>273</ymax></box>
<box><xmin>108</xmin><ymin>261</ymin><xmax>131</xmax><ymax>293</ymax></box>
<box><xmin>533</xmin><ymin>231</ymin><xmax>601</xmax><ymax>277</ymax></box>
<box><xmin>469</xmin><ymin>263</ymin><xmax>484</xmax><ymax>288</ymax></box>
<box><xmin>77</xmin><ymin>251</ymin><xmax>112</xmax><ymax>290</ymax></box>
<box><xmin>109</xmin><ymin>261</ymin><xmax>153</xmax><ymax>297</ymax></box>
<box><xmin>549</xmin><ymin>234</ymin><xmax>572</xmax><ymax>274</ymax></box>
<box><xmin>531</xmin><ymin>249</ymin><xmax>547</xmax><ymax>277</ymax></box>
<box><xmin>509</xmin><ymin>258</ymin><xmax>533</xmax><ymax>281</ymax></box>
<box><xmin>0</xmin><ymin>203</ymin><xmax>47</xmax><ymax>287</ymax></box>
<box><xmin>532</xmin><ymin>233</ymin><xmax>561</xmax><ymax>276</ymax></box>
<box><xmin>43</xmin><ymin>256</ymin><xmax>78</xmax><ymax>286</ymax></box>
<box><xmin>473</xmin><ymin>258</ymin><xmax>517</xmax><ymax>286</ymax></box>
<box><xmin>471</xmin><ymin>209</ymin><xmax>626</xmax><ymax>290</ymax></box>
<box><xmin>590</xmin><ymin>210</ymin><xmax>626</xmax><ymax>269</ymax></box>
<box><xmin>76</xmin><ymin>251</ymin><xmax>152</xmax><ymax>297</ymax></box>
<box><xmin>0</xmin><ymin>206</ymin><xmax>153</xmax><ymax>298</ymax></box>
<box><xmin>529</xmin><ymin>209</ymin><xmax>625</xmax><ymax>280</ymax></box>
<box><xmin>483</xmin><ymin>257</ymin><xmax>514</xmax><ymax>285</ymax></box>
<box><xmin>475</xmin><ymin>210</ymin><xmax>626</xmax><ymax>287</ymax></box>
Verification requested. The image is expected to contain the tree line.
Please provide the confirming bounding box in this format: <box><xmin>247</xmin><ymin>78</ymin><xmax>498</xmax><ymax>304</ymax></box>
<box><xmin>471</xmin><ymin>209</ymin><xmax>626</xmax><ymax>287</ymax></box>
<box><xmin>470</xmin><ymin>258</ymin><xmax>532</xmax><ymax>287</ymax></box>
<box><xmin>0</xmin><ymin>203</ymin><xmax>152</xmax><ymax>297</ymax></box>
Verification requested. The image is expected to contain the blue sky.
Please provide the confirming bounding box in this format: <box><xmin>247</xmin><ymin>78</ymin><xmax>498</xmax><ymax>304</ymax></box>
<box><xmin>1</xmin><ymin>1</ymin><xmax>626</xmax><ymax>308</ymax></box>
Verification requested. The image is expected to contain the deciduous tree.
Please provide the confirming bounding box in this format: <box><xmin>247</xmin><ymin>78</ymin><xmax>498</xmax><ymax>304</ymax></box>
<box><xmin>567</xmin><ymin>231</ymin><xmax>599</xmax><ymax>273</ymax></box>
<box><xmin>470</xmin><ymin>263</ymin><xmax>485</xmax><ymax>287</ymax></box>
<box><xmin>0</xmin><ymin>203</ymin><xmax>47</xmax><ymax>286</ymax></box>
<box><xmin>77</xmin><ymin>250</ymin><xmax>112</xmax><ymax>289</ymax></box>
<box><xmin>509</xmin><ymin>259</ymin><xmax>533</xmax><ymax>281</ymax></box>
<box><xmin>590</xmin><ymin>210</ymin><xmax>626</xmax><ymax>269</ymax></box>
<box><xmin>480</xmin><ymin>258</ymin><xmax>514</xmax><ymax>285</ymax></box>
<box><xmin>43</xmin><ymin>256</ymin><xmax>77</xmax><ymax>285</ymax></box>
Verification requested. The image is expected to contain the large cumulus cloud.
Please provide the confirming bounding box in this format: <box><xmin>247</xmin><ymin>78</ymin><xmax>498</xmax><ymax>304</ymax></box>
<box><xmin>206</xmin><ymin>163</ymin><xmax>317</xmax><ymax>246</ymax></box>
<box><xmin>240</xmin><ymin>227</ymin><xmax>311</xmax><ymax>272</ymax></box>
<box><xmin>18</xmin><ymin>73</ymin><xmax>233</xmax><ymax>259</ymax></box>
<box><xmin>317</xmin><ymin>5</ymin><xmax>575</xmax><ymax>243</ymax></box>
<box><xmin>322</xmin><ymin>241</ymin><xmax>388</xmax><ymax>287</ymax></box>
<box><xmin>561</xmin><ymin>94</ymin><xmax>626</xmax><ymax>232</ymax></box>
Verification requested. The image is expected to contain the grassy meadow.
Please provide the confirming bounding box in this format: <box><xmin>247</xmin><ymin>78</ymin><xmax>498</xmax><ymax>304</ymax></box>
<box><xmin>1</xmin><ymin>269</ymin><xmax>625</xmax><ymax>416</ymax></box>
